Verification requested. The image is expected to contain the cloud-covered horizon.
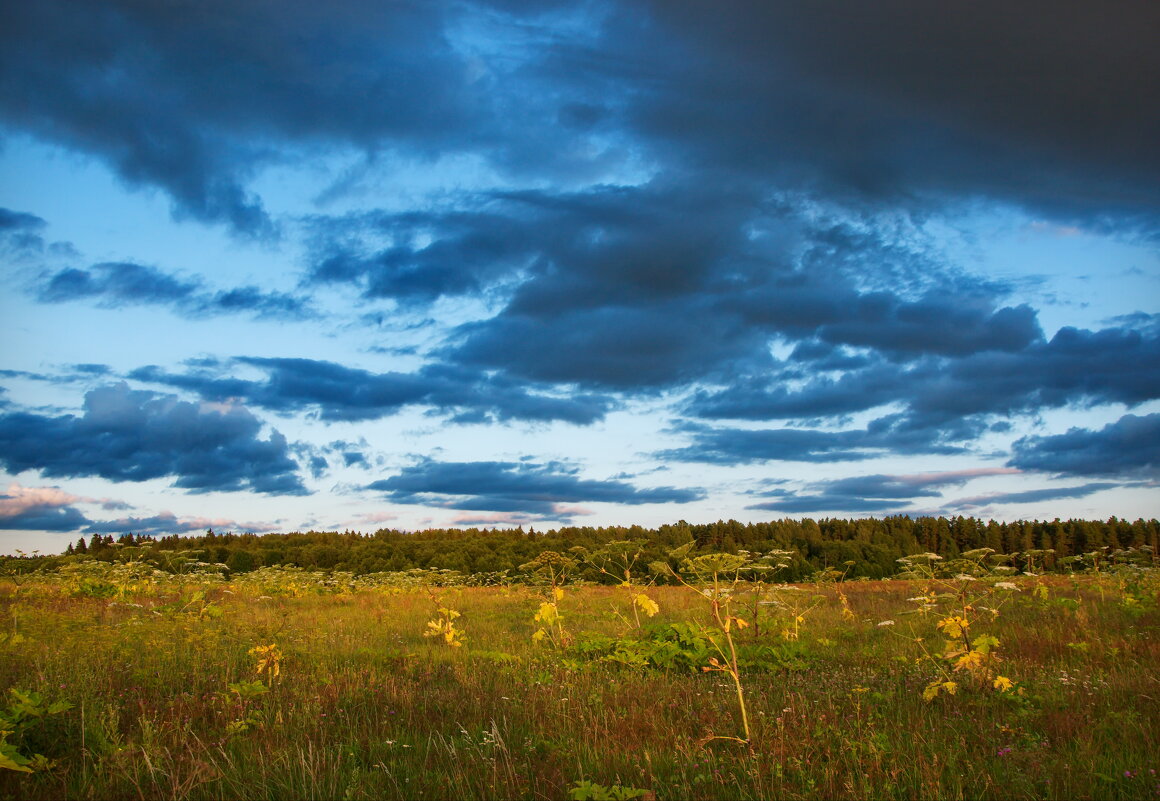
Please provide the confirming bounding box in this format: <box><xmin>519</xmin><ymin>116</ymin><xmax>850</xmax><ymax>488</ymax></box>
<box><xmin>1</xmin><ymin>1</ymin><xmax>1157</xmax><ymax>545</ymax></box>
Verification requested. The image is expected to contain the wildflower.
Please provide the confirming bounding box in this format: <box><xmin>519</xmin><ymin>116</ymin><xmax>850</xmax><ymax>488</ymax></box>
<box><xmin>877</xmin><ymin>620</ymin><xmax>895</xmax><ymax>627</ymax></box>
<box><xmin>997</xmin><ymin>747</ymin><xmax>1013</xmax><ymax>757</ymax></box>
<box><xmin>994</xmin><ymin>582</ymin><xmax>1019</xmax><ymax>590</ymax></box>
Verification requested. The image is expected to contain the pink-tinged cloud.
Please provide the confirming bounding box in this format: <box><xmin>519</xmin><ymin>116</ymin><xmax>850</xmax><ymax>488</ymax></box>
<box><xmin>0</xmin><ymin>482</ymin><xmax>92</xmax><ymax>532</ymax></box>
<box><xmin>0</xmin><ymin>483</ymin><xmax>88</xmax><ymax>516</ymax></box>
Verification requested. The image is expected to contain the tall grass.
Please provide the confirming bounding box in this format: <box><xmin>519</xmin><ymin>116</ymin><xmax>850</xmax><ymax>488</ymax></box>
<box><xmin>0</xmin><ymin>572</ymin><xmax>1156</xmax><ymax>800</ymax></box>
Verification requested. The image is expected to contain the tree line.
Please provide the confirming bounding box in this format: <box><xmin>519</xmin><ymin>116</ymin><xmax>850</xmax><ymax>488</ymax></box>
<box><xmin>8</xmin><ymin>515</ymin><xmax>1156</xmax><ymax>580</ymax></box>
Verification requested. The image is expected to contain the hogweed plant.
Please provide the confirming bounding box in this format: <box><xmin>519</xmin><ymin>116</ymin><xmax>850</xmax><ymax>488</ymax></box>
<box><xmin>520</xmin><ymin>551</ymin><xmax>577</xmax><ymax>648</ymax></box>
<box><xmin>531</xmin><ymin>593</ymin><xmax>567</xmax><ymax>647</ymax></box>
<box><xmin>571</xmin><ymin>540</ymin><xmax>660</xmax><ymax>632</ymax></box>
<box><xmin>734</xmin><ymin>549</ymin><xmax>795</xmax><ymax>641</ymax></box>
<box><xmin>424</xmin><ymin>596</ymin><xmax>466</xmax><ymax>647</ymax></box>
<box><xmin>248</xmin><ymin>642</ymin><xmax>283</xmax><ymax>687</ymax></box>
<box><xmin>652</xmin><ymin>545</ymin><xmax>754</xmax><ymax>744</ymax></box>
<box><xmin>826</xmin><ymin>563</ymin><xmax>858</xmax><ymax>623</ymax></box>
<box><xmin>895</xmin><ymin>550</ymin><xmax>1019</xmax><ymax>701</ymax></box>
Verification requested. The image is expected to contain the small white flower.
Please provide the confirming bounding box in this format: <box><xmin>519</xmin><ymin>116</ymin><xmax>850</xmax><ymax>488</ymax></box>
<box><xmin>994</xmin><ymin>582</ymin><xmax>1020</xmax><ymax>591</ymax></box>
<box><xmin>877</xmin><ymin>620</ymin><xmax>895</xmax><ymax>627</ymax></box>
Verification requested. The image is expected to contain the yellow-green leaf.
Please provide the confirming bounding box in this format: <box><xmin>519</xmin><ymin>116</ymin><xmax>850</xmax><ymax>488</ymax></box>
<box><xmin>633</xmin><ymin>594</ymin><xmax>660</xmax><ymax>617</ymax></box>
<box><xmin>0</xmin><ymin>751</ymin><xmax>32</xmax><ymax>773</ymax></box>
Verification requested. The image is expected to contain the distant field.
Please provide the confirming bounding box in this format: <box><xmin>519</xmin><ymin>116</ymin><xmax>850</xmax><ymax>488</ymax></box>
<box><xmin>1</xmin><ymin>564</ymin><xmax>1157</xmax><ymax>800</ymax></box>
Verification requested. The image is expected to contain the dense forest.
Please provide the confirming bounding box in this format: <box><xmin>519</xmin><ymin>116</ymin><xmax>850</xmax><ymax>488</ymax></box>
<box><xmin>6</xmin><ymin>516</ymin><xmax>1157</xmax><ymax>581</ymax></box>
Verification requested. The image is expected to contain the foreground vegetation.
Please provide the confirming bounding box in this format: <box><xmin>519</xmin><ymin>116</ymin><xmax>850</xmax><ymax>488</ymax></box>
<box><xmin>1</xmin><ymin>545</ymin><xmax>1157</xmax><ymax>800</ymax></box>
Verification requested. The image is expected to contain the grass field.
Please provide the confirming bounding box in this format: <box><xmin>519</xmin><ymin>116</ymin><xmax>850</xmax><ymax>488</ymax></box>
<box><xmin>1</xmin><ymin>564</ymin><xmax>1157</xmax><ymax>800</ymax></box>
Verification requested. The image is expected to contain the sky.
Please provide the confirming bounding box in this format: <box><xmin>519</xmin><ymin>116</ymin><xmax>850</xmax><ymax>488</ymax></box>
<box><xmin>1</xmin><ymin>0</ymin><xmax>1158</xmax><ymax>555</ymax></box>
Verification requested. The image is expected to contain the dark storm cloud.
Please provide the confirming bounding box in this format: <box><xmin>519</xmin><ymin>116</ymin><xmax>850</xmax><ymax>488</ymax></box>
<box><xmin>787</xmin><ymin>341</ymin><xmax>873</xmax><ymax>372</ymax></box>
<box><xmin>814</xmin><ymin>300</ymin><xmax>1041</xmax><ymax>358</ymax></box>
<box><xmin>130</xmin><ymin>357</ymin><xmax>614</xmax><ymax>425</ymax></box>
<box><xmin>366</xmin><ymin>459</ymin><xmax>704</xmax><ymax>517</ymax></box>
<box><xmin>933</xmin><ymin>327</ymin><xmax>1160</xmax><ymax>415</ymax></box>
<box><xmin>304</xmin><ymin>182</ymin><xmax>767</xmax><ymax>309</ymax></box>
<box><xmin>304</xmin><ymin>206</ymin><xmax>547</xmax><ymax>304</ymax></box>
<box><xmin>308</xmin><ymin>183</ymin><xmax>1040</xmax><ymax>391</ymax></box>
<box><xmin>37</xmin><ymin>262</ymin><xmax>314</xmax><ymax>320</ymax></box>
<box><xmin>0</xmin><ymin>1</ymin><xmax>495</xmax><ymax>234</ymax></box>
<box><xmin>630</xmin><ymin>0</ymin><xmax>1160</xmax><ymax>225</ymax></box>
<box><xmin>686</xmin><ymin>364</ymin><xmax>907</xmax><ymax>421</ymax></box>
<box><xmin>660</xmin><ymin>426</ymin><xmax>879</xmax><ymax>465</ymax></box>
<box><xmin>0</xmin><ymin>0</ymin><xmax>625</xmax><ymax>235</ymax></box>
<box><xmin>452</xmin><ymin>302</ymin><xmax>767</xmax><ymax>389</ymax></box>
<box><xmin>661</xmin><ymin>415</ymin><xmax>975</xmax><ymax>466</ymax></box>
<box><xmin>688</xmin><ymin>324</ymin><xmax>1160</xmax><ymax>434</ymax></box>
<box><xmin>5</xmin><ymin>1</ymin><xmax>1158</xmax><ymax>237</ymax></box>
<box><xmin>0</xmin><ymin>383</ymin><xmax>306</xmax><ymax>494</ymax></box>
<box><xmin>308</xmin><ymin>183</ymin><xmax>773</xmax><ymax>387</ymax></box>
<box><xmin>1008</xmin><ymin>414</ymin><xmax>1160</xmax><ymax>479</ymax></box>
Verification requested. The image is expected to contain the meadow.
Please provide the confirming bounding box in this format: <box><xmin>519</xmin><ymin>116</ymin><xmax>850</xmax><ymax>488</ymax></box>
<box><xmin>0</xmin><ymin>550</ymin><xmax>1157</xmax><ymax>800</ymax></box>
